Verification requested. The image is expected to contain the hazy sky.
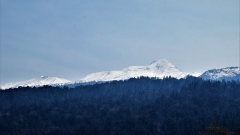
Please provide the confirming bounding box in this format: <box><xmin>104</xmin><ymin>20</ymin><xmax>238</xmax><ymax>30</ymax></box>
<box><xmin>0</xmin><ymin>0</ymin><xmax>239</xmax><ymax>84</ymax></box>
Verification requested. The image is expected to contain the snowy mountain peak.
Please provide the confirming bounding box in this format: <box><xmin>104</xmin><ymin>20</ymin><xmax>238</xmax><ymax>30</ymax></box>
<box><xmin>200</xmin><ymin>67</ymin><xmax>240</xmax><ymax>81</ymax></box>
<box><xmin>78</xmin><ymin>59</ymin><xmax>189</xmax><ymax>83</ymax></box>
<box><xmin>150</xmin><ymin>59</ymin><xmax>169</xmax><ymax>65</ymax></box>
<box><xmin>0</xmin><ymin>76</ymin><xmax>71</xmax><ymax>90</ymax></box>
<box><xmin>149</xmin><ymin>59</ymin><xmax>180</xmax><ymax>72</ymax></box>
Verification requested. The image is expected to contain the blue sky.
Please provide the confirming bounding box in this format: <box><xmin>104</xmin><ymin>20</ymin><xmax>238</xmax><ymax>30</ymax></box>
<box><xmin>0</xmin><ymin>0</ymin><xmax>239</xmax><ymax>84</ymax></box>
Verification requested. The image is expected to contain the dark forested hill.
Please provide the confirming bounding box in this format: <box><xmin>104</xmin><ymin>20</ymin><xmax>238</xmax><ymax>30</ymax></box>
<box><xmin>0</xmin><ymin>76</ymin><xmax>240</xmax><ymax>135</ymax></box>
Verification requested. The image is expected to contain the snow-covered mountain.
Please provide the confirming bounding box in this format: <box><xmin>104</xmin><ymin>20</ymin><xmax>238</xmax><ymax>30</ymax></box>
<box><xmin>0</xmin><ymin>76</ymin><xmax>71</xmax><ymax>90</ymax></box>
<box><xmin>3</xmin><ymin>60</ymin><xmax>239</xmax><ymax>90</ymax></box>
<box><xmin>77</xmin><ymin>59</ymin><xmax>200</xmax><ymax>83</ymax></box>
<box><xmin>200</xmin><ymin>67</ymin><xmax>240</xmax><ymax>81</ymax></box>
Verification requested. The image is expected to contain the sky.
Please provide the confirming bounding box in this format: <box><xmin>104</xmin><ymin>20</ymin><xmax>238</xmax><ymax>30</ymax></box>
<box><xmin>0</xmin><ymin>0</ymin><xmax>239</xmax><ymax>84</ymax></box>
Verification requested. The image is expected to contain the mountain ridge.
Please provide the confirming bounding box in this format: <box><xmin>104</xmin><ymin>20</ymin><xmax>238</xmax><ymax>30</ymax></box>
<box><xmin>200</xmin><ymin>67</ymin><xmax>240</xmax><ymax>81</ymax></box>
<box><xmin>77</xmin><ymin>59</ymin><xmax>199</xmax><ymax>83</ymax></box>
<box><xmin>1</xmin><ymin>59</ymin><xmax>239</xmax><ymax>90</ymax></box>
<box><xmin>0</xmin><ymin>76</ymin><xmax>71</xmax><ymax>90</ymax></box>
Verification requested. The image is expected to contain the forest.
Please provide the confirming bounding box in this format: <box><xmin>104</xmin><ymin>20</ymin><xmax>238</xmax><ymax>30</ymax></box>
<box><xmin>0</xmin><ymin>76</ymin><xmax>240</xmax><ymax>135</ymax></box>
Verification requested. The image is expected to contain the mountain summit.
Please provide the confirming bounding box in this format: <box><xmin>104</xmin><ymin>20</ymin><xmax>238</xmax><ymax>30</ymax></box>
<box><xmin>200</xmin><ymin>67</ymin><xmax>240</xmax><ymax>81</ymax></box>
<box><xmin>148</xmin><ymin>59</ymin><xmax>181</xmax><ymax>73</ymax></box>
<box><xmin>0</xmin><ymin>76</ymin><xmax>71</xmax><ymax>90</ymax></box>
<box><xmin>78</xmin><ymin>59</ymin><xmax>195</xmax><ymax>83</ymax></box>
